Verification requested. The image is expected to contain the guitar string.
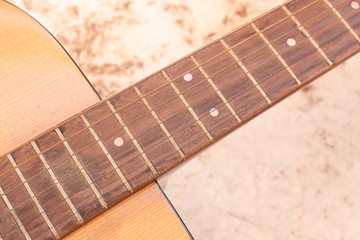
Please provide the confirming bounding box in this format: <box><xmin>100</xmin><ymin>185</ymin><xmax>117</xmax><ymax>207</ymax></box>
<box><xmin>0</xmin><ymin>3</ymin><xmax>358</xmax><ymax>223</ymax></box>
<box><xmin>0</xmin><ymin>98</ymin><xmax>251</xmax><ymax>223</ymax></box>
<box><xmin>0</xmin><ymin>0</ymin><xmax>356</xmax><ymax>204</ymax></box>
<box><xmin>0</xmin><ymin>114</ymin><xmax>242</xmax><ymax>240</ymax></box>
<box><xmin>0</xmin><ymin>0</ymin><xmax>348</xmax><ymax>183</ymax></box>
<box><xmin>0</xmin><ymin>0</ymin><xmax>328</xmax><ymax>162</ymax></box>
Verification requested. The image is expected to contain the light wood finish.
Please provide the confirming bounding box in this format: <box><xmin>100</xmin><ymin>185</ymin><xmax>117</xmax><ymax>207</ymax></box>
<box><xmin>0</xmin><ymin>0</ymin><xmax>99</xmax><ymax>155</ymax></box>
<box><xmin>0</xmin><ymin>1</ymin><xmax>189</xmax><ymax>239</ymax></box>
<box><xmin>65</xmin><ymin>182</ymin><xmax>190</xmax><ymax>240</ymax></box>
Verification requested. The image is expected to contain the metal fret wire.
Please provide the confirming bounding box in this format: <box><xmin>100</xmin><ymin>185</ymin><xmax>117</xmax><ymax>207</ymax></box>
<box><xmin>30</xmin><ymin>141</ymin><xmax>84</xmax><ymax>223</ymax></box>
<box><xmin>0</xmin><ymin>0</ymin><xmax>359</xmax><ymax>226</ymax></box>
<box><xmin>7</xmin><ymin>154</ymin><xmax>60</xmax><ymax>238</ymax></box>
<box><xmin>0</xmin><ymin>185</ymin><xmax>31</xmax><ymax>239</ymax></box>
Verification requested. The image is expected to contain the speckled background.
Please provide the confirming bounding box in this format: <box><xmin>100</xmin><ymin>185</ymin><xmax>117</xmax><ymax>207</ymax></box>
<box><xmin>8</xmin><ymin>0</ymin><xmax>360</xmax><ymax>239</ymax></box>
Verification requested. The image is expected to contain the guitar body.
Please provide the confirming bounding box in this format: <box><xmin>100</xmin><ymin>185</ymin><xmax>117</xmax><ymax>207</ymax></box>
<box><xmin>64</xmin><ymin>183</ymin><xmax>190</xmax><ymax>240</ymax></box>
<box><xmin>0</xmin><ymin>1</ymin><xmax>190</xmax><ymax>239</ymax></box>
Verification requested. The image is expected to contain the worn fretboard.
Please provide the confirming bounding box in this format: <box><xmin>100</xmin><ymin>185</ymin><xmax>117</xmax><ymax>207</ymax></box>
<box><xmin>1</xmin><ymin>0</ymin><xmax>360</xmax><ymax>239</ymax></box>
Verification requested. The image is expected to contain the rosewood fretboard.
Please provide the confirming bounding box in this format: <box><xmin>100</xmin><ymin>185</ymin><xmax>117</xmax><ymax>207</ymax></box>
<box><xmin>1</xmin><ymin>0</ymin><xmax>360</xmax><ymax>239</ymax></box>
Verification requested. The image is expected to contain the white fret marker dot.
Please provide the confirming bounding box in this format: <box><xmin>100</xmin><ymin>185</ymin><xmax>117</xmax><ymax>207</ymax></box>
<box><xmin>114</xmin><ymin>137</ymin><xmax>124</xmax><ymax>147</ymax></box>
<box><xmin>210</xmin><ymin>108</ymin><xmax>219</xmax><ymax>117</ymax></box>
<box><xmin>183</xmin><ymin>73</ymin><xmax>193</xmax><ymax>82</ymax></box>
<box><xmin>351</xmin><ymin>1</ymin><xmax>359</xmax><ymax>9</ymax></box>
<box><xmin>287</xmin><ymin>38</ymin><xmax>296</xmax><ymax>47</ymax></box>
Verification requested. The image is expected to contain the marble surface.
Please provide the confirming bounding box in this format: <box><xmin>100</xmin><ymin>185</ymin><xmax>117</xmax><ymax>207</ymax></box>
<box><xmin>9</xmin><ymin>0</ymin><xmax>360</xmax><ymax>239</ymax></box>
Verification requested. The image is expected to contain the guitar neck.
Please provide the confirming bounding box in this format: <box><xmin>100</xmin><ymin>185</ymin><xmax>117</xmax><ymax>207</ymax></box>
<box><xmin>1</xmin><ymin>0</ymin><xmax>360</xmax><ymax>239</ymax></box>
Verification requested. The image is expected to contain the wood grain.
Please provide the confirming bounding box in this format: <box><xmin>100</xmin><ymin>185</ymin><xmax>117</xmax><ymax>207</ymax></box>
<box><xmin>64</xmin><ymin>183</ymin><xmax>190</xmax><ymax>240</ymax></box>
<box><xmin>290</xmin><ymin>0</ymin><xmax>359</xmax><ymax>63</ymax></box>
<box><xmin>0</xmin><ymin>205</ymin><xmax>26</xmax><ymax>240</ymax></box>
<box><xmin>0</xmin><ymin>0</ymin><xmax>99</xmax><ymax>155</ymax></box>
<box><xmin>334</xmin><ymin>0</ymin><xmax>360</xmax><ymax>37</ymax></box>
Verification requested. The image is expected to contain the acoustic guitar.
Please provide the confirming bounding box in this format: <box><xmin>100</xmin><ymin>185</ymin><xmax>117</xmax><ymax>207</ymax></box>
<box><xmin>1</xmin><ymin>0</ymin><xmax>359</xmax><ymax>239</ymax></box>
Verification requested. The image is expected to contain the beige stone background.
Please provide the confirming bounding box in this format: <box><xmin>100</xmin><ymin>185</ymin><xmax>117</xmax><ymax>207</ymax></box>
<box><xmin>8</xmin><ymin>0</ymin><xmax>360</xmax><ymax>239</ymax></box>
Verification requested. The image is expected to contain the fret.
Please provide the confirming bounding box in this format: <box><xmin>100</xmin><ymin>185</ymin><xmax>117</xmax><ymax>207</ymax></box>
<box><xmin>34</xmin><ymin>137</ymin><xmax>81</xmax><ymax>183</ymax></box>
<box><xmin>53</xmin><ymin>126</ymin><xmax>107</xmax><ymax>217</ymax></box>
<box><xmin>37</xmin><ymin>130</ymin><xmax>105</xmax><ymax>217</ymax></box>
<box><xmin>287</xmin><ymin>0</ymin><xmax>329</xmax><ymax>21</ymax></box>
<box><xmin>0</xmin><ymin>156</ymin><xmax>12</xmax><ymax>175</ymax></box>
<box><xmin>253</xmin><ymin>5</ymin><xmax>291</xmax><ymax>40</ymax></box>
<box><xmin>220</xmin><ymin>39</ymin><xmax>272</xmax><ymax>105</ymax></box>
<box><xmin>162</xmin><ymin>57</ymin><xmax>194</xmax><ymax>80</ymax></box>
<box><xmin>0</xmin><ymin>212</ymin><xmax>28</xmax><ymax>240</ymax></box>
<box><xmin>7</xmin><ymin>154</ymin><xmax>59</xmax><ymax>239</ymax></box>
<box><xmin>164</xmin><ymin>69</ymin><xmax>225</xmax><ymax>140</ymax></box>
<box><xmin>163</xmin><ymin>71</ymin><xmax>213</xmax><ymax>141</ymax></box>
<box><xmin>72</xmin><ymin>101</ymin><xmax>152</xmax><ymax>190</ymax></box>
<box><xmin>80</xmin><ymin>114</ymin><xmax>132</xmax><ymax>192</ymax></box>
<box><xmin>87</xmin><ymin>101</ymin><xmax>156</xmax><ymax>184</ymax></box>
<box><xmin>227</xmin><ymin>25</ymin><xmax>270</xmax><ymax>70</ymax></box>
<box><xmin>329</xmin><ymin>0</ymin><xmax>360</xmax><ymax>36</ymax></box>
<box><xmin>324</xmin><ymin>0</ymin><xmax>360</xmax><ymax>42</ymax></box>
<box><xmin>58</xmin><ymin>121</ymin><xmax>130</xmax><ymax>206</ymax></box>
<box><xmin>251</xmin><ymin>22</ymin><xmax>301</xmax><ymax>85</ymax></box>
<box><xmin>191</xmin><ymin>35</ymin><xmax>267</xmax><ymax>120</ymax></box>
<box><xmin>194</xmin><ymin>42</ymin><xmax>236</xmax><ymax>76</ymax></box>
<box><xmin>255</xmin><ymin>7</ymin><xmax>296</xmax><ymax>42</ymax></box>
<box><xmin>0</xmin><ymin>185</ymin><xmax>30</xmax><ymax>240</ymax></box>
<box><xmin>224</xmin><ymin>22</ymin><xmax>298</xmax><ymax>102</ymax></box>
<box><xmin>286</xmin><ymin>0</ymin><xmax>321</xmax><ymax>12</ymax></box>
<box><xmin>282</xmin><ymin>5</ymin><xmax>334</xmax><ymax>65</ymax></box>
<box><xmin>272</xmin><ymin>28</ymin><xmax>329</xmax><ymax>85</ymax></box>
<box><xmin>169</xmin><ymin>58</ymin><xmax>207</xmax><ymax>91</ymax></box>
<box><xmin>0</xmin><ymin>160</ymin><xmax>32</xmax><ymax>209</ymax></box>
<box><xmin>285</xmin><ymin>0</ymin><xmax>360</xmax><ymax>64</ymax></box>
<box><xmin>10</xmin><ymin>142</ymin><xmax>81</xmax><ymax>236</ymax></box>
<box><xmin>106</xmin><ymin>101</ymin><xmax>158</xmax><ymax>179</ymax></box>
<box><xmin>93</xmin><ymin>120</ymin><xmax>154</xmax><ymax>190</ymax></box>
<box><xmin>110</xmin><ymin>85</ymin><xmax>182</xmax><ymax>173</ymax></box>
<box><xmin>14</xmin><ymin>201</ymin><xmax>54</xmax><ymax>240</ymax></box>
<box><xmin>134</xmin><ymin>86</ymin><xmax>185</xmax><ymax>158</ymax></box>
<box><xmin>55</xmin><ymin>124</ymin><xmax>113</xmax><ymax>206</ymax></box>
<box><xmin>30</xmin><ymin>141</ymin><xmax>83</xmax><ymax>223</ymax></box>
<box><xmin>164</xmin><ymin>60</ymin><xmax>239</xmax><ymax>140</ymax></box>
<box><xmin>208</xmin><ymin>62</ymin><xmax>268</xmax><ymax>121</ymax></box>
<box><xmin>250</xmin><ymin>22</ymin><xmax>299</xmax><ymax>100</ymax></box>
<box><xmin>190</xmin><ymin>55</ymin><xmax>242</xmax><ymax>123</ymax></box>
<box><xmin>0</xmin><ymin>157</ymin><xmax>54</xmax><ymax>240</ymax></box>
<box><xmin>254</xmin><ymin>5</ymin><xmax>331</xmax><ymax>85</ymax></box>
<box><xmin>135</xmin><ymin>72</ymin><xmax>209</xmax><ymax>156</ymax></box>
<box><xmin>85</xmin><ymin>101</ymin><xmax>157</xmax><ymax>177</ymax></box>
<box><xmin>179</xmin><ymin>84</ymin><xmax>240</xmax><ymax>138</ymax></box>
